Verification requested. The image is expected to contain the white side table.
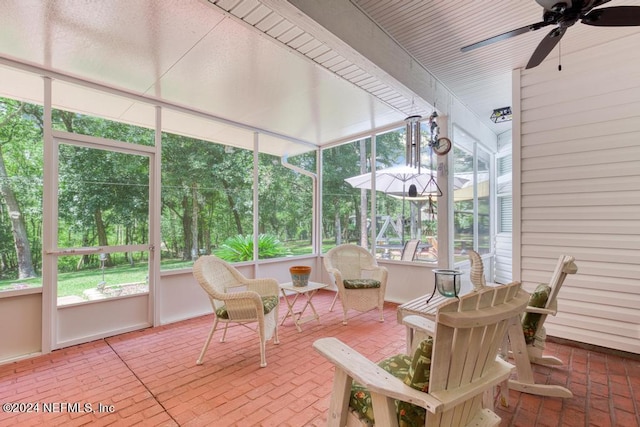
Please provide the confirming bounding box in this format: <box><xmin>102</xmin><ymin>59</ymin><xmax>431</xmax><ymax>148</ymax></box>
<box><xmin>279</xmin><ymin>281</ymin><xmax>328</xmax><ymax>332</ymax></box>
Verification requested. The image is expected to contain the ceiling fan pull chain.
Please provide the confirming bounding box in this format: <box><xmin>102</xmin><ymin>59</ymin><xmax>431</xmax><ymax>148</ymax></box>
<box><xmin>558</xmin><ymin>40</ymin><xmax>562</xmax><ymax>71</ymax></box>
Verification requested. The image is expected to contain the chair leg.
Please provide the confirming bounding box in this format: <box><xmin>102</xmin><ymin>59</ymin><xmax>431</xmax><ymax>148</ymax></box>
<box><xmin>528</xmin><ymin>334</ymin><xmax>564</xmax><ymax>366</ymax></box>
<box><xmin>271</xmin><ymin>309</ymin><xmax>280</xmax><ymax>345</ymax></box>
<box><xmin>378</xmin><ymin>304</ymin><xmax>384</xmax><ymax>322</ymax></box>
<box><xmin>196</xmin><ymin>318</ymin><xmax>219</xmax><ymax>365</ymax></box>
<box><xmin>220</xmin><ymin>322</ymin><xmax>229</xmax><ymax>342</ymax></box>
<box><xmin>498</xmin><ymin>330</ymin><xmax>510</xmax><ymax>407</ymax></box>
<box><xmin>329</xmin><ymin>291</ymin><xmax>339</xmax><ymax>312</ymax></box>
<box><xmin>326</xmin><ymin>367</ymin><xmax>351</xmax><ymax>427</ymax></box>
<box><xmin>258</xmin><ymin>329</ymin><xmax>267</xmax><ymax>368</ymax></box>
<box><xmin>498</xmin><ymin>379</ymin><xmax>510</xmax><ymax>408</ymax></box>
<box><xmin>483</xmin><ymin>388</ymin><xmax>495</xmax><ymax>412</ymax></box>
<box><xmin>272</xmin><ymin>322</ymin><xmax>280</xmax><ymax>345</ymax></box>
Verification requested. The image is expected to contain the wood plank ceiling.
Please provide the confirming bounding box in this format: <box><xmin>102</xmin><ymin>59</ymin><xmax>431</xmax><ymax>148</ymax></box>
<box><xmin>352</xmin><ymin>0</ymin><xmax>640</xmax><ymax>135</ymax></box>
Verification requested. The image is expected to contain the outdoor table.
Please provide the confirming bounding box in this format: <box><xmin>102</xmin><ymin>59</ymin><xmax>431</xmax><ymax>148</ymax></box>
<box><xmin>279</xmin><ymin>281</ymin><xmax>328</xmax><ymax>332</ymax></box>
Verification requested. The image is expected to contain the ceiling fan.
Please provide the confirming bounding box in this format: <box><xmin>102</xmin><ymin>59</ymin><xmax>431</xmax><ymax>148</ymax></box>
<box><xmin>461</xmin><ymin>0</ymin><xmax>640</xmax><ymax>69</ymax></box>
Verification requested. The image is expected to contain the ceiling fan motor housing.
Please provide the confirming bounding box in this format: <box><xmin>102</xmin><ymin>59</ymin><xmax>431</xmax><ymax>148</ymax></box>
<box><xmin>537</xmin><ymin>0</ymin><xmax>572</xmax><ymax>12</ymax></box>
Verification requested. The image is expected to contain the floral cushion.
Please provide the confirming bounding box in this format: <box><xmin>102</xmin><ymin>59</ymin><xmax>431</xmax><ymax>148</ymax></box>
<box><xmin>343</xmin><ymin>279</ymin><xmax>381</xmax><ymax>289</ymax></box>
<box><xmin>350</xmin><ymin>354</ymin><xmax>411</xmax><ymax>425</ymax></box>
<box><xmin>349</xmin><ymin>338</ymin><xmax>433</xmax><ymax>426</ymax></box>
<box><xmin>522</xmin><ymin>284</ymin><xmax>551</xmax><ymax>344</ymax></box>
<box><xmin>215</xmin><ymin>295</ymin><xmax>279</xmax><ymax>319</ymax></box>
<box><xmin>404</xmin><ymin>338</ymin><xmax>433</xmax><ymax>391</ymax></box>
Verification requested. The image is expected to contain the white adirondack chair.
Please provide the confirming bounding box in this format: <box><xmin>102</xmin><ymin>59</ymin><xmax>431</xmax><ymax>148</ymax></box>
<box><xmin>523</xmin><ymin>255</ymin><xmax>578</xmax><ymax>366</ymax></box>
<box><xmin>501</xmin><ymin>255</ymin><xmax>578</xmax><ymax>401</ymax></box>
<box><xmin>314</xmin><ymin>281</ymin><xmax>528</xmax><ymax>427</ymax></box>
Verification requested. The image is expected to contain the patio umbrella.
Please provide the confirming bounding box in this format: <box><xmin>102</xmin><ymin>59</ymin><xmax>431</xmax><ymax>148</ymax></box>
<box><xmin>345</xmin><ymin>165</ymin><xmax>442</xmax><ymax>244</ymax></box>
<box><xmin>345</xmin><ymin>165</ymin><xmax>440</xmax><ymax>196</ymax></box>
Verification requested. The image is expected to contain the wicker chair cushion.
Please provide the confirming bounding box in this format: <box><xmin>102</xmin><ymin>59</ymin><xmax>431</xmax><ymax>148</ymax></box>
<box><xmin>522</xmin><ymin>284</ymin><xmax>551</xmax><ymax>344</ymax></box>
<box><xmin>349</xmin><ymin>338</ymin><xmax>433</xmax><ymax>426</ymax></box>
<box><xmin>343</xmin><ymin>278</ymin><xmax>381</xmax><ymax>289</ymax></box>
<box><xmin>215</xmin><ymin>296</ymin><xmax>279</xmax><ymax>319</ymax></box>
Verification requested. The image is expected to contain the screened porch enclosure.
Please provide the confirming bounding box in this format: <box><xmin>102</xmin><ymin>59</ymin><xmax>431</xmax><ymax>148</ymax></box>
<box><xmin>1</xmin><ymin>0</ymin><xmax>638</xmax><ymax>366</ymax></box>
<box><xmin>0</xmin><ymin>71</ymin><xmax>496</xmax><ymax>362</ymax></box>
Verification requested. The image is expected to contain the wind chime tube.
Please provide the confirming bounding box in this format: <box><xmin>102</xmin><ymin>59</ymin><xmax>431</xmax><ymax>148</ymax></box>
<box><xmin>404</xmin><ymin>115</ymin><xmax>421</xmax><ymax>168</ymax></box>
<box><xmin>405</xmin><ymin>119</ymin><xmax>412</xmax><ymax>167</ymax></box>
<box><xmin>413</xmin><ymin>120</ymin><xmax>421</xmax><ymax>172</ymax></box>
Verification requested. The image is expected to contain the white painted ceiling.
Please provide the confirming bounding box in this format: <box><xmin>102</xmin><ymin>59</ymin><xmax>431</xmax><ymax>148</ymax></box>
<box><xmin>0</xmin><ymin>0</ymin><xmax>639</xmax><ymax>155</ymax></box>
<box><xmin>353</xmin><ymin>0</ymin><xmax>640</xmax><ymax>136</ymax></box>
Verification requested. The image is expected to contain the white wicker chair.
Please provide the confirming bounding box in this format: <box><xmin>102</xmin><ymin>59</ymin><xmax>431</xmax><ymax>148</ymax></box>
<box><xmin>324</xmin><ymin>244</ymin><xmax>388</xmax><ymax>325</ymax></box>
<box><xmin>192</xmin><ymin>255</ymin><xmax>279</xmax><ymax>368</ymax></box>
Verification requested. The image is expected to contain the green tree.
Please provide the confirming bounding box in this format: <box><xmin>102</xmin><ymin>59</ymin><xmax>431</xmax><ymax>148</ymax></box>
<box><xmin>0</xmin><ymin>99</ymin><xmax>40</xmax><ymax>278</ymax></box>
<box><xmin>52</xmin><ymin>111</ymin><xmax>152</xmax><ymax>268</ymax></box>
<box><xmin>161</xmin><ymin>135</ymin><xmax>253</xmax><ymax>260</ymax></box>
<box><xmin>258</xmin><ymin>152</ymin><xmax>313</xmax><ymax>245</ymax></box>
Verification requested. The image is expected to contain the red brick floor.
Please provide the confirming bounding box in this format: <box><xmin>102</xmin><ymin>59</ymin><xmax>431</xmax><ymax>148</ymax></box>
<box><xmin>1</xmin><ymin>290</ymin><xmax>638</xmax><ymax>426</ymax></box>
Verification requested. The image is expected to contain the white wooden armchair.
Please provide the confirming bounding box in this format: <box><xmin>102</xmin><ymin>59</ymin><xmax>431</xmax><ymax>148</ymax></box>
<box><xmin>324</xmin><ymin>244</ymin><xmax>388</xmax><ymax>325</ymax></box>
<box><xmin>314</xmin><ymin>282</ymin><xmax>528</xmax><ymax>427</ymax></box>
<box><xmin>496</xmin><ymin>255</ymin><xmax>578</xmax><ymax>402</ymax></box>
<box><xmin>519</xmin><ymin>254</ymin><xmax>578</xmax><ymax>367</ymax></box>
<box><xmin>192</xmin><ymin>255</ymin><xmax>280</xmax><ymax>368</ymax></box>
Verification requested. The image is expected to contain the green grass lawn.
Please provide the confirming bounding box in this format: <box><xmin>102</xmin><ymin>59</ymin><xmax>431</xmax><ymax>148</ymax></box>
<box><xmin>0</xmin><ymin>263</ymin><xmax>151</xmax><ymax>297</ymax></box>
<box><xmin>0</xmin><ymin>243</ymin><xmax>316</xmax><ymax>297</ymax></box>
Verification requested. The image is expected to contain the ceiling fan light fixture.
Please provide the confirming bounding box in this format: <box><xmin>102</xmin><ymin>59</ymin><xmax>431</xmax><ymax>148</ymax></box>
<box><xmin>490</xmin><ymin>106</ymin><xmax>512</xmax><ymax>123</ymax></box>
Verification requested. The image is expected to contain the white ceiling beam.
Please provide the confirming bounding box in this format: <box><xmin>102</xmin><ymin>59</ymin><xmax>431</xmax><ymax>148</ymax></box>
<box><xmin>263</xmin><ymin>0</ymin><xmax>452</xmax><ymax>116</ymax></box>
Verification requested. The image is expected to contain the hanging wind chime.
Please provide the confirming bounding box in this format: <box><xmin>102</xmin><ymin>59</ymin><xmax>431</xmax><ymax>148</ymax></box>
<box><xmin>426</xmin><ymin>112</ymin><xmax>442</xmax><ymax>221</ymax></box>
<box><xmin>404</xmin><ymin>111</ymin><xmax>449</xmax><ymax>228</ymax></box>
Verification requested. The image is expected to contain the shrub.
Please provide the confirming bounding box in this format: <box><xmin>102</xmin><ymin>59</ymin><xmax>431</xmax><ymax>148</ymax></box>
<box><xmin>216</xmin><ymin>234</ymin><xmax>291</xmax><ymax>262</ymax></box>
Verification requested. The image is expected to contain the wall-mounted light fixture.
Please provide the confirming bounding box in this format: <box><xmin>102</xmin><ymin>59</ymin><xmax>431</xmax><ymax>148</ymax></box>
<box><xmin>490</xmin><ymin>106</ymin><xmax>512</xmax><ymax>123</ymax></box>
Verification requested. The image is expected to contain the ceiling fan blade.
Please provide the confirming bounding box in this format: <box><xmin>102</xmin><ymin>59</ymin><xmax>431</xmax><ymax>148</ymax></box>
<box><xmin>461</xmin><ymin>21</ymin><xmax>552</xmax><ymax>52</ymax></box>
<box><xmin>526</xmin><ymin>26</ymin><xmax>567</xmax><ymax>69</ymax></box>
<box><xmin>582</xmin><ymin>6</ymin><xmax>640</xmax><ymax>26</ymax></box>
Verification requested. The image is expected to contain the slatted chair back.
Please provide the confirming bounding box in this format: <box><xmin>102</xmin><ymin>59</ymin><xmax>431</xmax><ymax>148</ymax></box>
<box><xmin>545</xmin><ymin>255</ymin><xmax>578</xmax><ymax>314</ymax></box>
<box><xmin>425</xmin><ymin>282</ymin><xmax>526</xmax><ymax>425</ymax></box>
<box><xmin>401</xmin><ymin>239</ymin><xmax>420</xmax><ymax>261</ymax></box>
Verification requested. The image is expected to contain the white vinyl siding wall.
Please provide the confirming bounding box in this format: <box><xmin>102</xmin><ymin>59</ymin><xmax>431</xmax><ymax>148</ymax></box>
<box><xmin>515</xmin><ymin>34</ymin><xmax>640</xmax><ymax>355</ymax></box>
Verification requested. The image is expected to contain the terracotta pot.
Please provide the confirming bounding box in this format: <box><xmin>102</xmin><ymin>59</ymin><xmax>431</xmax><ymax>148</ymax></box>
<box><xmin>290</xmin><ymin>266</ymin><xmax>312</xmax><ymax>287</ymax></box>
